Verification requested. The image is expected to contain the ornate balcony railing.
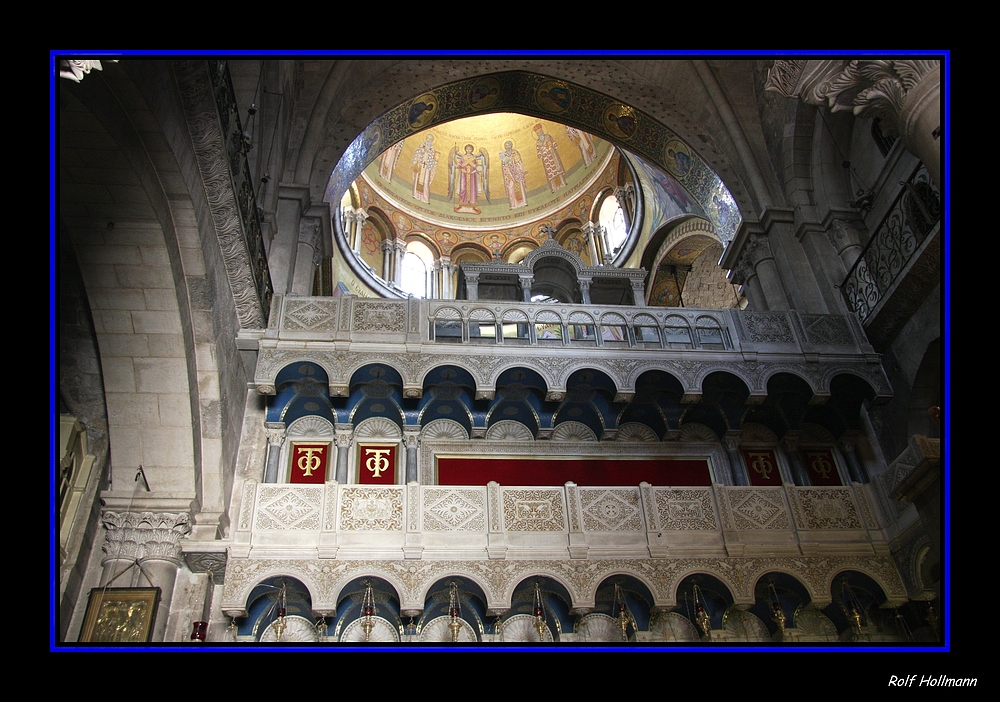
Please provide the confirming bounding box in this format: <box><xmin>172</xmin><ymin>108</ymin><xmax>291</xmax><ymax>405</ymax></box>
<box><xmin>842</xmin><ymin>163</ymin><xmax>941</xmax><ymax>325</ymax></box>
<box><xmin>232</xmin><ymin>480</ymin><xmax>882</xmax><ymax>560</ymax></box>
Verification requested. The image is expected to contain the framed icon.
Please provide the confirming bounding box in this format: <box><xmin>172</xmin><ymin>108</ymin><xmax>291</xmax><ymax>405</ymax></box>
<box><xmin>79</xmin><ymin>587</ymin><xmax>160</xmax><ymax>643</ymax></box>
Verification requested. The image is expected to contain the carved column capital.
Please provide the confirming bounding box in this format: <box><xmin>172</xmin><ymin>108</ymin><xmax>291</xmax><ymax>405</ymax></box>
<box><xmin>767</xmin><ymin>59</ymin><xmax>938</xmax><ymax>131</ymax></box>
<box><xmin>264</xmin><ymin>423</ymin><xmax>286</xmax><ymax>446</ymax></box>
<box><xmin>767</xmin><ymin>59</ymin><xmax>942</xmax><ymax>185</ymax></box>
<box><xmin>101</xmin><ymin>511</ymin><xmax>191</xmax><ymax>562</ymax></box>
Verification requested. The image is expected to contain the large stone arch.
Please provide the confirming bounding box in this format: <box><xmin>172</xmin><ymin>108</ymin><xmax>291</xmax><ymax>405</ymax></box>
<box><xmin>59</xmin><ymin>61</ymin><xmax>245</xmax><ymax>540</ymax></box>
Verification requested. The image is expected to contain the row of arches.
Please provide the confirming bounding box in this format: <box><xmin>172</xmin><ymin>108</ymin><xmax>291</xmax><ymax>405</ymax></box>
<box><xmin>230</xmin><ymin>569</ymin><xmax>936</xmax><ymax>644</ymax></box>
<box><xmin>269</xmin><ymin>361</ymin><xmax>877</xmax><ymax>450</ymax></box>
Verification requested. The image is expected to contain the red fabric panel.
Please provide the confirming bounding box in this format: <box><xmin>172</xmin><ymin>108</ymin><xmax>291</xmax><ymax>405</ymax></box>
<box><xmin>290</xmin><ymin>443</ymin><xmax>330</xmax><ymax>484</ymax></box>
<box><xmin>359</xmin><ymin>444</ymin><xmax>397</xmax><ymax>484</ymax></box>
<box><xmin>742</xmin><ymin>449</ymin><xmax>781</xmax><ymax>486</ymax></box>
<box><xmin>436</xmin><ymin>456</ymin><xmax>711</xmax><ymax>486</ymax></box>
<box><xmin>803</xmin><ymin>449</ymin><xmax>842</xmax><ymax>486</ymax></box>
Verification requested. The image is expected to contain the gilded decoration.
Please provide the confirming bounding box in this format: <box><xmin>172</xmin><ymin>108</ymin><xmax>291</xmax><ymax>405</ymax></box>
<box><xmin>329</xmin><ymin>71</ymin><xmax>741</xmax><ymax>245</ymax></box>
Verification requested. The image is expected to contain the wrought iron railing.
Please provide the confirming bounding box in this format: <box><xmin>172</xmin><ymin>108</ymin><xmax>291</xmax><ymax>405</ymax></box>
<box><xmin>207</xmin><ymin>59</ymin><xmax>274</xmax><ymax>324</ymax></box>
<box><xmin>842</xmin><ymin>164</ymin><xmax>941</xmax><ymax>324</ymax></box>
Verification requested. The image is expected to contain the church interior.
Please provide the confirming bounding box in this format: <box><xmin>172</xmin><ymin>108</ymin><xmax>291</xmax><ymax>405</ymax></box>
<box><xmin>55</xmin><ymin>56</ymin><xmax>945</xmax><ymax>646</ymax></box>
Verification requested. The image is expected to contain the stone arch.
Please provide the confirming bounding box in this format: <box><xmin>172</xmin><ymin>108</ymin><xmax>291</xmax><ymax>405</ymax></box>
<box><xmin>324</xmin><ymin>69</ymin><xmax>745</xmax><ymax>241</ymax></box>
<box><xmin>59</xmin><ymin>61</ymin><xmax>243</xmax><ymax>538</ymax></box>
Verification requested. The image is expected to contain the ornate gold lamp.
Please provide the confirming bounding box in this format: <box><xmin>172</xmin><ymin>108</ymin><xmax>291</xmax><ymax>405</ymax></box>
<box><xmin>361</xmin><ymin>579</ymin><xmax>377</xmax><ymax>642</ymax></box>
<box><xmin>613</xmin><ymin>584</ymin><xmax>630</xmax><ymax>642</ymax></box>
<box><xmin>840</xmin><ymin>579</ymin><xmax>863</xmax><ymax>638</ymax></box>
<box><xmin>448</xmin><ymin>581</ymin><xmax>463</xmax><ymax>642</ymax></box>
<box><xmin>767</xmin><ymin>580</ymin><xmax>786</xmax><ymax>640</ymax></box>
<box><xmin>691</xmin><ymin>583</ymin><xmax>711</xmax><ymax>639</ymax></box>
<box><xmin>272</xmin><ymin>581</ymin><xmax>288</xmax><ymax>641</ymax></box>
<box><xmin>532</xmin><ymin>581</ymin><xmax>547</xmax><ymax>639</ymax></box>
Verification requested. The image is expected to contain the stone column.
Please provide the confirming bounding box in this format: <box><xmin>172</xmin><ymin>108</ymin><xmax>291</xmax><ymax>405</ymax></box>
<box><xmin>724</xmin><ymin>435</ymin><xmax>747</xmax><ymax>486</ymax></box>
<box><xmin>430</xmin><ymin>260</ymin><xmax>441</xmax><ymax>298</ymax></box>
<box><xmin>766</xmin><ymin>59</ymin><xmax>942</xmax><ymax>188</ymax></box>
<box><xmin>440</xmin><ymin>257</ymin><xmax>453</xmax><ymax>299</ymax></box>
<box><xmin>263</xmin><ymin>423</ymin><xmax>286</xmax><ymax>483</ymax></box>
<box><xmin>838</xmin><ymin>435</ymin><xmax>869</xmax><ymax>483</ymax></box>
<box><xmin>520</xmin><ymin>276</ymin><xmax>534</xmax><ymax>302</ymax></box>
<box><xmin>403</xmin><ymin>430</ymin><xmax>420</xmax><ymax>483</ymax></box>
<box><xmin>630</xmin><ymin>279</ymin><xmax>646</xmax><ymax>306</ymax></box>
<box><xmin>335</xmin><ymin>430</ymin><xmax>353</xmax><ymax>484</ymax></box>
<box><xmin>393</xmin><ymin>239</ymin><xmax>408</xmax><ymax>286</ymax></box>
<box><xmin>465</xmin><ymin>272</ymin><xmax>480</xmax><ymax>300</ymax></box>
<box><xmin>99</xmin><ymin>511</ymin><xmax>191</xmax><ymax>642</ymax></box>
<box><xmin>290</xmin><ymin>217</ymin><xmax>321</xmax><ymax>296</ymax></box>
<box><xmin>352</xmin><ymin>209</ymin><xmax>368</xmax><ymax>254</ymax></box>
<box><xmin>583</xmin><ymin>222</ymin><xmax>601</xmax><ymax>266</ymax></box>
<box><xmin>381</xmin><ymin>240</ymin><xmax>393</xmax><ymax>282</ymax></box>
<box><xmin>780</xmin><ymin>435</ymin><xmax>808</xmax><ymax>485</ymax></box>
<box><xmin>729</xmin><ymin>233</ymin><xmax>789</xmax><ymax>310</ymax></box>
<box><xmin>578</xmin><ymin>279</ymin><xmax>592</xmax><ymax>305</ymax></box>
<box><xmin>827</xmin><ymin>218</ymin><xmax>866</xmax><ymax>274</ymax></box>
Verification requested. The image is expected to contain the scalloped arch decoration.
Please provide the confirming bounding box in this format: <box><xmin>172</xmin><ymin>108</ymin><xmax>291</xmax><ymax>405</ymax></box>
<box><xmin>486</xmin><ymin>420</ymin><xmax>535</xmax><ymax>441</ymax></box>
<box><xmin>287</xmin><ymin>415</ymin><xmax>335</xmax><ymax>437</ymax></box>
<box><xmin>679</xmin><ymin>422</ymin><xmax>719</xmax><ymax>442</ymax></box>
<box><xmin>421</xmin><ymin>418</ymin><xmax>470</xmax><ymax>440</ymax></box>
<box><xmin>615</xmin><ymin>422</ymin><xmax>659</xmax><ymax>442</ymax></box>
<box><xmin>355</xmin><ymin>416</ymin><xmax>403</xmax><ymax>439</ymax></box>
<box><xmin>551</xmin><ymin>421</ymin><xmax>598</xmax><ymax>442</ymax></box>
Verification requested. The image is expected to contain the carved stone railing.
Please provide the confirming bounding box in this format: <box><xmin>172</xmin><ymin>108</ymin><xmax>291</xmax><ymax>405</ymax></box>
<box><xmin>250</xmin><ymin>295</ymin><xmax>890</xmax><ymax>402</ymax></box>
<box><xmin>262</xmin><ymin>295</ymin><xmax>877</xmax><ymax>354</ymax></box>
<box><xmin>842</xmin><ymin>163</ymin><xmax>941</xmax><ymax>325</ymax></box>
<box><xmin>231</xmin><ymin>481</ymin><xmax>883</xmax><ymax>561</ymax></box>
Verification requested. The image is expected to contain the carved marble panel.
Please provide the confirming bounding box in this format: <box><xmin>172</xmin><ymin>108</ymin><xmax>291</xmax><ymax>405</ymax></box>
<box><xmin>789</xmin><ymin>487</ymin><xmax>862</xmax><ymax>529</ymax></box>
<box><xmin>422</xmin><ymin>488</ymin><xmax>486</xmax><ymax>531</ymax></box>
<box><xmin>738</xmin><ymin>312</ymin><xmax>794</xmax><ymax>344</ymax></box>
<box><xmin>353</xmin><ymin>300</ymin><xmax>406</xmax><ymax>332</ymax></box>
<box><xmin>255</xmin><ymin>485</ymin><xmax>323</xmax><ymax>530</ymax></box>
<box><xmin>723</xmin><ymin>488</ymin><xmax>790</xmax><ymax>530</ymax></box>
<box><xmin>502</xmin><ymin>488</ymin><xmax>566</xmax><ymax>531</ymax></box>
<box><xmin>282</xmin><ymin>298</ymin><xmax>339</xmax><ymax>332</ymax></box>
<box><xmin>799</xmin><ymin>314</ymin><xmax>853</xmax><ymax>345</ymax></box>
<box><xmin>339</xmin><ymin>486</ymin><xmax>404</xmax><ymax>531</ymax></box>
<box><xmin>580</xmin><ymin>488</ymin><xmax>643</xmax><ymax>531</ymax></box>
<box><xmin>653</xmin><ymin>488</ymin><xmax>718</xmax><ymax>531</ymax></box>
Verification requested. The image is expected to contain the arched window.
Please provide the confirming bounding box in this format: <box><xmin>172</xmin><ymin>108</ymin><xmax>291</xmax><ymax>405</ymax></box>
<box><xmin>598</xmin><ymin>194</ymin><xmax>628</xmax><ymax>260</ymax></box>
<box><xmin>401</xmin><ymin>240</ymin><xmax>435</xmax><ymax>298</ymax></box>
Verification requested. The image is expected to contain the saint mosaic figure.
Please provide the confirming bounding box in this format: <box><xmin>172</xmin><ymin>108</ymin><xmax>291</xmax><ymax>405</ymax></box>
<box><xmin>534</xmin><ymin>124</ymin><xmax>566</xmax><ymax>192</ymax></box>
<box><xmin>411</xmin><ymin>134</ymin><xmax>440</xmax><ymax>204</ymax></box>
<box><xmin>565</xmin><ymin>125</ymin><xmax>596</xmax><ymax>166</ymax></box>
<box><xmin>448</xmin><ymin>143</ymin><xmax>490</xmax><ymax>214</ymax></box>
<box><xmin>499</xmin><ymin>140</ymin><xmax>528</xmax><ymax>209</ymax></box>
<box><xmin>379</xmin><ymin>140</ymin><xmax>404</xmax><ymax>182</ymax></box>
